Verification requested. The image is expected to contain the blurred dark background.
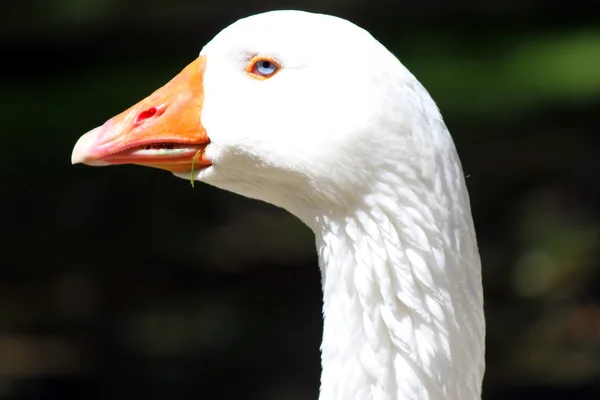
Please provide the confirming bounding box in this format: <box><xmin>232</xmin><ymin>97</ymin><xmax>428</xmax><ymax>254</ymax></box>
<box><xmin>2</xmin><ymin>0</ymin><xmax>600</xmax><ymax>399</ymax></box>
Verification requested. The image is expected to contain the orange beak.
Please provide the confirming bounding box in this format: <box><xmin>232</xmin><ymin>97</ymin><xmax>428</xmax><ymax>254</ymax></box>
<box><xmin>71</xmin><ymin>56</ymin><xmax>211</xmax><ymax>173</ymax></box>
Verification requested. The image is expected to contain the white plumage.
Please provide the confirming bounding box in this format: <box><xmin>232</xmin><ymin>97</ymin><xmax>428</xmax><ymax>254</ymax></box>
<box><xmin>72</xmin><ymin>10</ymin><xmax>485</xmax><ymax>400</ymax></box>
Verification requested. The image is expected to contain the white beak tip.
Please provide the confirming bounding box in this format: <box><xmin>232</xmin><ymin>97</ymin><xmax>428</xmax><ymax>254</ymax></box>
<box><xmin>71</xmin><ymin>127</ymin><xmax>109</xmax><ymax>166</ymax></box>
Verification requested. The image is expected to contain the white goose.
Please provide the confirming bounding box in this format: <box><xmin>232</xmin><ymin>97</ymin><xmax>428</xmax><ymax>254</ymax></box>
<box><xmin>72</xmin><ymin>10</ymin><xmax>485</xmax><ymax>400</ymax></box>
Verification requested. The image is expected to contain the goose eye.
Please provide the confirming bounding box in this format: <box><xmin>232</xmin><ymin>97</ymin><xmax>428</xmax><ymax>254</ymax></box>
<box><xmin>248</xmin><ymin>57</ymin><xmax>280</xmax><ymax>79</ymax></box>
<box><xmin>255</xmin><ymin>60</ymin><xmax>277</xmax><ymax>75</ymax></box>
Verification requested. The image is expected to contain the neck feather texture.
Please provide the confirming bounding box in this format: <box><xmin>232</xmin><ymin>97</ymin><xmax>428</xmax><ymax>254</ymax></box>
<box><xmin>313</xmin><ymin>147</ymin><xmax>485</xmax><ymax>400</ymax></box>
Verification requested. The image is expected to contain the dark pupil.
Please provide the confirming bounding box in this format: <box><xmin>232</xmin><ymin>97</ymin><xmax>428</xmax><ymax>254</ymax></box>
<box><xmin>261</xmin><ymin>61</ymin><xmax>271</xmax><ymax>69</ymax></box>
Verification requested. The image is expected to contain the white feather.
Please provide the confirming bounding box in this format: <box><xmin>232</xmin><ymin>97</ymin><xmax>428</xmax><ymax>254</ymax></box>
<box><xmin>173</xmin><ymin>10</ymin><xmax>485</xmax><ymax>400</ymax></box>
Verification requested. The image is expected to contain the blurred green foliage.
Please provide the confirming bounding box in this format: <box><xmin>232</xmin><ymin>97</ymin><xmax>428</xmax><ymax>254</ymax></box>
<box><xmin>1</xmin><ymin>1</ymin><xmax>600</xmax><ymax>399</ymax></box>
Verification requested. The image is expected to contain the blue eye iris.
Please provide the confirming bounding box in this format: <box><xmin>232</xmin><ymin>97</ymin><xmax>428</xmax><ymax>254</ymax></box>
<box><xmin>255</xmin><ymin>60</ymin><xmax>278</xmax><ymax>76</ymax></box>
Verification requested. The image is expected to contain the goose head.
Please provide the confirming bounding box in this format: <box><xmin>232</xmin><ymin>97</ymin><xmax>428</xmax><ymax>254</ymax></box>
<box><xmin>72</xmin><ymin>10</ymin><xmax>445</xmax><ymax>226</ymax></box>
<box><xmin>72</xmin><ymin>11</ymin><xmax>485</xmax><ymax>398</ymax></box>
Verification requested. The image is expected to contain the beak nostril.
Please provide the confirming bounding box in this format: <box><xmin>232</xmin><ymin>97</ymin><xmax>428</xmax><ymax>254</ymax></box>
<box><xmin>134</xmin><ymin>107</ymin><xmax>158</xmax><ymax>127</ymax></box>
